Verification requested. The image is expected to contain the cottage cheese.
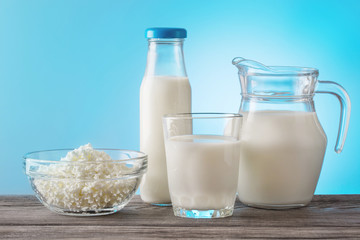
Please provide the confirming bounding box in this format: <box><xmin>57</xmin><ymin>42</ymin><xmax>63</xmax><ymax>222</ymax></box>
<box><xmin>33</xmin><ymin>144</ymin><xmax>138</xmax><ymax>212</ymax></box>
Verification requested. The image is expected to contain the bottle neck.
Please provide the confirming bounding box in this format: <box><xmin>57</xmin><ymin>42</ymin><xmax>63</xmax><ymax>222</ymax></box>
<box><xmin>144</xmin><ymin>39</ymin><xmax>187</xmax><ymax>77</ymax></box>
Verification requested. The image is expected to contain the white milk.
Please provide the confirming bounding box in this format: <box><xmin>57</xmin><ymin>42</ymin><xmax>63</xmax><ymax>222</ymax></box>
<box><xmin>165</xmin><ymin>135</ymin><xmax>240</xmax><ymax>210</ymax></box>
<box><xmin>238</xmin><ymin>111</ymin><xmax>327</xmax><ymax>208</ymax></box>
<box><xmin>140</xmin><ymin>75</ymin><xmax>191</xmax><ymax>204</ymax></box>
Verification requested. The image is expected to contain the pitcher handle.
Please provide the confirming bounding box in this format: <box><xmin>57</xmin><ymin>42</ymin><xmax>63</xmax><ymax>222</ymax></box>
<box><xmin>316</xmin><ymin>81</ymin><xmax>351</xmax><ymax>153</ymax></box>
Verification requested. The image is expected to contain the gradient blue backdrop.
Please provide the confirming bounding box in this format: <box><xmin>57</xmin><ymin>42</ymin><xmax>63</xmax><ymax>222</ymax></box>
<box><xmin>0</xmin><ymin>0</ymin><xmax>359</xmax><ymax>194</ymax></box>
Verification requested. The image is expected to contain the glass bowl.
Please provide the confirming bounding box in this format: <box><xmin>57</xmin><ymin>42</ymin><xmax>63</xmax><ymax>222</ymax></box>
<box><xmin>24</xmin><ymin>149</ymin><xmax>147</xmax><ymax>216</ymax></box>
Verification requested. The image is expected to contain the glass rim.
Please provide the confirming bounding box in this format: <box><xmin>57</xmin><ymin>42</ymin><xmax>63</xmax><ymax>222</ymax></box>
<box><xmin>241</xmin><ymin>93</ymin><xmax>316</xmax><ymax>98</ymax></box>
<box><xmin>163</xmin><ymin>112</ymin><xmax>243</xmax><ymax>120</ymax></box>
<box><xmin>23</xmin><ymin>148</ymin><xmax>147</xmax><ymax>163</ymax></box>
<box><xmin>246</xmin><ymin>66</ymin><xmax>319</xmax><ymax>77</ymax></box>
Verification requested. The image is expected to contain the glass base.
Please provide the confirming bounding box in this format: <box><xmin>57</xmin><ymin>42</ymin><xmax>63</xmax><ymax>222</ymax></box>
<box><xmin>245</xmin><ymin>202</ymin><xmax>308</xmax><ymax>210</ymax></box>
<box><xmin>151</xmin><ymin>203</ymin><xmax>172</xmax><ymax>207</ymax></box>
<box><xmin>39</xmin><ymin>198</ymin><xmax>130</xmax><ymax>216</ymax></box>
<box><xmin>54</xmin><ymin>209</ymin><xmax>118</xmax><ymax>216</ymax></box>
<box><xmin>173</xmin><ymin>206</ymin><xmax>234</xmax><ymax>218</ymax></box>
<box><xmin>43</xmin><ymin>205</ymin><xmax>123</xmax><ymax>216</ymax></box>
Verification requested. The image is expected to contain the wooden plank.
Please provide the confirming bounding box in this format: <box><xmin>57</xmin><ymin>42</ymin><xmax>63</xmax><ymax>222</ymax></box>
<box><xmin>0</xmin><ymin>195</ymin><xmax>359</xmax><ymax>239</ymax></box>
<box><xmin>1</xmin><ymin>226</ymin><xmax>360</xmax><ymax>239</ymax></box>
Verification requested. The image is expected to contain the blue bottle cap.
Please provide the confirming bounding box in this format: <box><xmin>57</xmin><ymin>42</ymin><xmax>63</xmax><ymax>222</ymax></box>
<box><xmin>145</xmin><ymin>28</ymin><xmax>187</xmax><ymax>39</ymax></box>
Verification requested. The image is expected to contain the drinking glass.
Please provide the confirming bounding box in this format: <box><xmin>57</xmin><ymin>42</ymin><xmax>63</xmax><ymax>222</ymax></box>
<box><xmin>163</xmin><ymin>113</ymin><xmax>242</xmax><ymax>218</ymax></box>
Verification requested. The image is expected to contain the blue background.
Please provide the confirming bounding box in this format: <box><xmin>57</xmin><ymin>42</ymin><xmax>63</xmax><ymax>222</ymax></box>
<box><xmin>0</xmin><ymin>0</ymin><xmax>359</xmax><ymax>194</ymax></box>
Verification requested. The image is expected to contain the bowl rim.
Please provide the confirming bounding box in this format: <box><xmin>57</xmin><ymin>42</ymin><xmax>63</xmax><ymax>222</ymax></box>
<box><xmin>23</xmin><ymin>148</ymin><xmax>147</xmax><ymax>163</ymax></box>
<box><xmin>26</xmin><ymin>172</ymin><xmax>146</xmax><ymax>181</ymax></box>
<box><xmin>24</xmin><ymin>149</ymin><xmax>148</xmax><ymax>180</ymax></box>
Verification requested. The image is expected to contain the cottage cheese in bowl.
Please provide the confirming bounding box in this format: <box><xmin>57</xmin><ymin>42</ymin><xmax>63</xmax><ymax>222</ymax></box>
<box><xmin>25</xmin><ymin>144</ymin><xmax>147</xmax><ymax>216</ymax></box>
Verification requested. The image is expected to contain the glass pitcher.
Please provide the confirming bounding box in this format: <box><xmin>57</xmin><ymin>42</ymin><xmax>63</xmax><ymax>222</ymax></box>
<box><xmin>232</xmin><ymin>57</ymin><xmax>351</xmax><ymax>209</ymax></box>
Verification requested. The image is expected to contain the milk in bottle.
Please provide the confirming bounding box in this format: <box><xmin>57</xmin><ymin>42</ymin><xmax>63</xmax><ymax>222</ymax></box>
<box><xmin>140</xmin><ymin>28</ymin><xmax>191</xmax><ymax>205</ymax></box>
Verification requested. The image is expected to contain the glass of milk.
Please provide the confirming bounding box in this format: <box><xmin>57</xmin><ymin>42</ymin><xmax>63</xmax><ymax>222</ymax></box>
<box><xmin>163</xmin><ymin>113</ymin><xmax>243</xmax><ymax>218</ymax></box>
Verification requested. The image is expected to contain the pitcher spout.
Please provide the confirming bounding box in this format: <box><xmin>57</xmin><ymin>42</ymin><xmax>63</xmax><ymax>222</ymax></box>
<box><xmin>231</xmin><ymin>57</ymin><xmax>246</xmax><ymax>66</ymax></box>
<box><xmin>232</xmin><ymin>57</ymin><xmax>273</xmax><ymax>74</ymax></box>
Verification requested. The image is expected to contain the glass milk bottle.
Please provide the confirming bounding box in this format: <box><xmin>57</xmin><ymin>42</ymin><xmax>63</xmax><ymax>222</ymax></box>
<box><xmin>140</xmin><ymin>28</ymin><xmax>191</xmax><ymax>205</ymax></box>
<box><xmin>232</xmin><ymin>57</ymin><xmax>351</xmax><ymax>209</ymax></box>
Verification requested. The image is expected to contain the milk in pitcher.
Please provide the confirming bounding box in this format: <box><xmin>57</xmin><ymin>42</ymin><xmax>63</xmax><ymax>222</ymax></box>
<box><xmin>238</xmin><ymin>111</ymin><xmax>327</xmax><ymax>208</ymax></box>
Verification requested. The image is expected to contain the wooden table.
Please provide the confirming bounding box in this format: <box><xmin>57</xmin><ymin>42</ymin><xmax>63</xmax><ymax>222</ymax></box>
<box><xmin>1</xmin><ymin>195</ymin><xmax>359</xmax><ymax>239</ymax></box>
